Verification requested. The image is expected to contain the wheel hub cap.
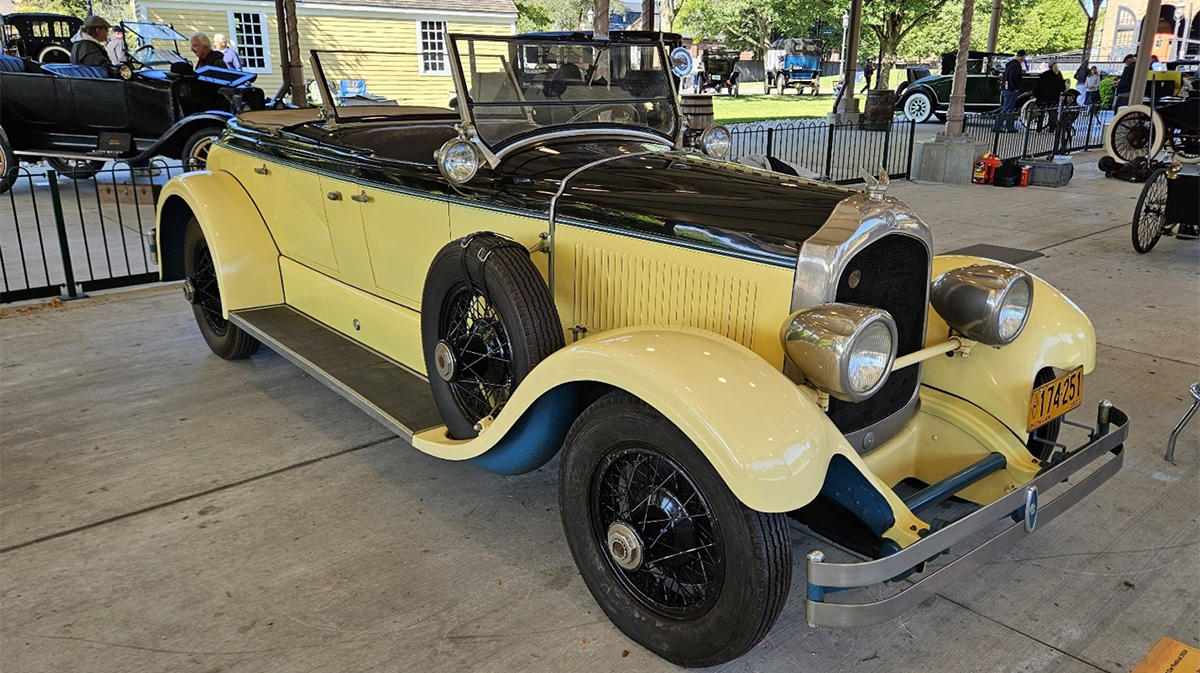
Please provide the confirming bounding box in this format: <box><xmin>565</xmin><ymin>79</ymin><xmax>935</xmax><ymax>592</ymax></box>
<box><xmin>433</xmin><ymin>340</ymin><xmax>456</xmax><ymax>382</ymax></box>
<box><xmin>182</xmin><ymin>278</ymin><xmax>196</xmax><ymax>304</ymax></box>
<box><xmin>606</xmin><ymin>522</ymin><xmax>644</xmax><ymax>571</ymax></box>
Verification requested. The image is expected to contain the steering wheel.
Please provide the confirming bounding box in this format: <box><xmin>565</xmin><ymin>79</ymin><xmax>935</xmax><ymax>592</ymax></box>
<box><xmin>567</xmin><ymin>103</ymin><xmax>642</xmax><ymax>124</ymax></box>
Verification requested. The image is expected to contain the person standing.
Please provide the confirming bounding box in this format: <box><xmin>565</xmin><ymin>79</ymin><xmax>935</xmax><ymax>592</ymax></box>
<box><xmin>993</xmin><ymin>49</ymin><xmax>1026</xmax><ymax>133</ymax></box>
<box><xmin>190</xmin><ymin>31</ymin><xmax>225</xmax><ymax>69</ymax></box>
<box><xmin>1114</xmin><ymin>53</ymin><xmax>1137</xmax><ymax>110</ymax></box>
<box><xmin>1084</xmin><ymin>66</ymin><xmax>1101</xmax><ymax>106</ymax></box>
<box><xmin>105</xmin><ymin>24</ymin><xmax>128</xmax><ymax>65</ymax></box>
<box><xmin>213</xmin><ymin>34</ymin><xmax>243</xmax><ymax>71</ymax></box>
<box><xmin>70</xmin><ymin>15</ymin><xmax>111</xmax><ymax>67</ymax></box>
<box><xmin>860</xmin><ymin>58</ymin><xmax>875</xmax><ymax>93</ymax></box>
<box><xmin>1032</xmin><ymin>62</ymin><xmax>1066</xmax><ymax>132</ymax></box>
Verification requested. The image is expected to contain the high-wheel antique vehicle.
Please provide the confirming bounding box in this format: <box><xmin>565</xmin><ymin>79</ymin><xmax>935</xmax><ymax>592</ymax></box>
<box><xmin>0</xmin><ymin>22</ymin><xmax>265</xmax><ymax>193</ymax></box>
<box><xmin>765</xmin><ymin>38</ymin><xmax>823</xmax><ymax>95</ymax></box>
<box><xmin>894</xmin><ymin>51</ymin><xmax>1062</xmax><ymax>123</ymax></box>
<box><xmin>0</xmin><ymin>12</ymin><xmax>80</xmax><ymax>63</ymax></box>
<box><xmin>154</xmin><ymin>32</ymin><xmax>1128</xmax><ymax>667</ymax></box>
<box><xmin>695</xmin><ymin>48</ymin><xmax>740</xmax><ymax>96</ymax></box>
<box><xmin>1105</xmin><ymin>62</ymin><xmax>1199</xmax><ymax>164</ymax></box>
<box><xmin>1131</xmin><ymin>165</ymin><xmax>1199</xmax><ymax>252</ymax></box>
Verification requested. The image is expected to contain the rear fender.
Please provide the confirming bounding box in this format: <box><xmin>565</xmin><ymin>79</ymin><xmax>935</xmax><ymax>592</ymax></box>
<box><xmin>413</xmin><ymin>326</ymin><xmax>924</xmax><ymax>537</ymax></box>
<box><xmin>922</xmin><ymin>255</ymin><xmax>1096</xmax><ymax>439</ymax></box>
<box><xmin>156</xmin><ymin>170</ymin><xmax>282</xmax><ymax>316</ymax></box>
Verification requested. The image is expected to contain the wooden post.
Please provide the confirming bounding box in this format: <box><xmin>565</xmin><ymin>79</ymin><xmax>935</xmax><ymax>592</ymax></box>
<box><xmin>941</xmin><ymin>0</ymin><xmax>976</xmax><ymax>138</ymax></box>
<box><xmin>593</xmin><ymin>0</ymin><xmax>610</xmax><ymax>39</ymax></box>
<box><xmin>1128</xmin><ymin>0</ymin><xmax>1163</xmax><ymax>109</ymax></box>
<box><xmin>987</xmin><ymin>0</ymin><xmax>1002</xmax><ymax>52</ymax></box>
<box><xmin>837</xmin><ymin>0</ymin><xmax>863</xmax><ymax>114</ymax></box>
<box><xmin>284</xmin><ymin>0</ymin><xmax>306</xmax><ymax>107</ymax></box>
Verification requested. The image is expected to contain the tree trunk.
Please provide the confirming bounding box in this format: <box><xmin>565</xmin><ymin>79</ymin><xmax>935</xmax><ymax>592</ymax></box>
<box><xmin>661</xmin><ymin>0</ymin><xmax>676</xmax><ymax>32</ymax></box>
<box><xmin>593</xmin><ymin>0</ymin><xmax>610</xmax><ymax>38</ymax></box>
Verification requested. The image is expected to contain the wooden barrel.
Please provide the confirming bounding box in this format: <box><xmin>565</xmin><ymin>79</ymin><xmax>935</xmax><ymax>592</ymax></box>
<box><xmin>861</xmin><ymin>89</ymin><xmax>897</xmax><ymax>131</ymax></box>
<box><xmin>680</xmin><ymin>94</ymin><xmax>714</xmax><ymax>131</ymax></box>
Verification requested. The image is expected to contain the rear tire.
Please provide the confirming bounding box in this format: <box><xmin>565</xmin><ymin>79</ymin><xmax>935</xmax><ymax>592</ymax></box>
<box><xmin>181</xmin><ymin>128</ymin><xmax>221</xmax><ymax>171</ymax></box>
<box><xmin>1105</xmin><ymin>105</ymin><xmax>1164</xmax><ymax>162</ymax></box>
<box><xmin>0</xmin><ymin>129</ymin><xmax>17</xmax><ymax>195</ymax></box>
<box><xmin>1132</xmin><ymin>168</ymin><xmax>1169</xmax><ymax>253</ymax></box>
<box><xmin>183</xmin><ymin>218</ymin><xmax>260</xmax><ymax>359</ymax></box>
<box><xmin>46</xmin><ymin>157</ymin><xmax>105</xmax><ymax>180</ymax></box>
<box><xmin>902</xmin><ymin>91</ymin><xmax>935</xmax><ymax>123</ymax></box>
<box><xmin>558</xmin><ymin>392</ymin><xmax>792</xmax><ymax>667</ymax></box>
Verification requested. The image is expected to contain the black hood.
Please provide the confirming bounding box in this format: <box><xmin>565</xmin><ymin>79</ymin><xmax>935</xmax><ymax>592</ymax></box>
<box><xmin>495</xmin><ymin>139</ymin><xmax>854</xmax><ymax>262</ymax></box>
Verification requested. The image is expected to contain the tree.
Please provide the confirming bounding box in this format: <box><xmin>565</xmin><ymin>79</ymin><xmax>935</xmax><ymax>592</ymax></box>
<box><xmin>896</xmin><ymin>0</ymin><xmax>1087</xmax><ymax>61</ymax></box>
<box><xmin>862</xmin><ymin>0</ymin><xmax>954</xmax><ymax>89</ymax></box>
<box><xmin>15</xmin><ymin>0</ymin><xmax>133</xmax><ymax>22</ymax></box>
<box><xmin>516</xmin><ymin>1</ymin><xmax>553</xmax><ymax>32</ymax></box>
<box><xmin>677</xmin><ymin>0</ymin><xmax>843</xmax><ymax>58</ymax></box>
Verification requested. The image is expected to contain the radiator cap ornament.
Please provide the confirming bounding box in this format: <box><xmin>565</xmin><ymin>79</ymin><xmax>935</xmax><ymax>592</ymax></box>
<box><xmin>860</xmin><ymin>166</ymin><xmax>889</xmax><ymax>201</ymax></box>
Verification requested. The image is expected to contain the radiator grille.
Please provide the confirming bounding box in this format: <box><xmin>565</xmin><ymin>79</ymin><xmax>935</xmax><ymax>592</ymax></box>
<box><xmin>573</xmin><ymin>244</ymin><xmax>759</xmax><ymax>348</ymax></box>
<box><xmin>826</xmin><ymin>234</ymin><xmax>929</xmax><ymax>435</ymax></box>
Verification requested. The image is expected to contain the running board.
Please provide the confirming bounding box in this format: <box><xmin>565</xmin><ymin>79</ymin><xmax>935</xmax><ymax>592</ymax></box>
<box><xmin>229</xmin><ymin>305</ymin><xmax>444</xmax><ymax>442</ymax></box>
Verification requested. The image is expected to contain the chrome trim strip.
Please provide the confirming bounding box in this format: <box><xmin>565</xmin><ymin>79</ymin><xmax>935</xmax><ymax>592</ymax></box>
<box><xmin>229</xmin><ymin>307</ymin><xmax>427</xmax><ymax>442</ymax></box>
<box><xmin>843</xmin><ymin>391</ymin><xmax>919</xmax><ymax>454</ymax></box>
<box><xmin>805</xmin><ymin>404</ymin><xmax>1128</xmax><ymax>628</ymax></box>
<box><xmin>495</xmin><ymin>128</ymin><xmax>674</xmax><ymax>160</ymax></box>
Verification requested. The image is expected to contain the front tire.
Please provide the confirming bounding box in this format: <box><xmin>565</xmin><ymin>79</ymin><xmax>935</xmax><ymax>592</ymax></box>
<box><xmin>183</xmin><ymin>218</ymin><xmax>260</xmax><ymax>359</ymax></box>
<box><xmin>1132</xmin><ymin>168</ymin><xmax>1169</xmax><ymax>253</ymax></box>
<box><xmin>558</xmin><ymin>392</ymin><xmax>792</xmax><ymax>667</ymax></box>
<box><xmin>1105</xmin><ymin>105</ymin><xmax>1164</xmax><ymax>162</ymax></box>
<box><xmin>902</xmin><ymin>91</ymin><xmax>935</xmax><ymax>123</ymax></box>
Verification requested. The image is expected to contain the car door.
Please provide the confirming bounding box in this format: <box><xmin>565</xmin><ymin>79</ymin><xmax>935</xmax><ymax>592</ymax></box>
<box><xmin>356</xmin><ymin>186</ymin><xmax>452</xmax><ymax>308</ymax></box>
<box><xmin>233</xmin><ymin>156</ymin><xmax>341</xmax><ymax>274</ymax></box>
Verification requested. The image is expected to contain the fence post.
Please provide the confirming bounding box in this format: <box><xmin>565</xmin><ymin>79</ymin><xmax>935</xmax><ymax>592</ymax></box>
<box><xmin>766</xmin><ymin>127</ymin><xmax>775</xmax><ymax>158</ymax></box>
<box><xmin>991</xmin><ymin>115</ymin><xmax>1001</xmax><ymax>155</ymax></box>
<box><xmin>1086</xmin><ymin>107</ymin><xmax>1096</xmax><ymax>150</ymax></box>
<box><xmin>1021</xmin><ymin>122</ymin><xmax>1031</xmax><ymax>160</ymax></box>
<box><xmin>881</xmin><ymin>119</ymin><xmax>893</xmax><ymax>172</ymax></box>
<box><xmin>823</xmin><ymin>122</ymin><xmax>835</xmax><ymax>179</ymax></box>
<box><xmin>48</xmin><ymin>171</ymin><xmax>86</xmax><ymax>301</ymax></box>
<box><xmin>905</xmin><ymin>120</ymin><xmax>916</xmax><ymax>178</ymax></box>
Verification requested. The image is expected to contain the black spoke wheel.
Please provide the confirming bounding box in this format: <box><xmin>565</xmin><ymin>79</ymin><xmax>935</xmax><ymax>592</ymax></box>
<box><xmin>1132</xmin><ymin>168</ymin><xmax>1170</xmax><ymax>254</ymax></box>
<box><xmin>1167</xmin><ymin>128</ymin><xmax>1200</xmax><ymax>163</ymax></box>
<box><xmin>1109</xmin><ymin>111</ymin><xmax>1155</xmax><ymax>161</ymax></box>
<box><xmin>559</xmin><ymin>392</ymin><xmax>791</xmax><ymax>667</ymax></box>
<box><xmin>422</xmin><ymin>234</ymin><xmax>563</xmax><ymax>439</ymax></box>
<box><xmin>182</xmin><ymin>218</ymin><xmax>260</xmax><ymax>359</ymax></box>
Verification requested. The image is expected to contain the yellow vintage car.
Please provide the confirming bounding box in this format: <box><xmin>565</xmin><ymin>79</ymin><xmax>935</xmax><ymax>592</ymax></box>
<box><xmin>154</xmin><ymin>32</ymin><xmax>1128</xmax><ymax>667</ymax></box>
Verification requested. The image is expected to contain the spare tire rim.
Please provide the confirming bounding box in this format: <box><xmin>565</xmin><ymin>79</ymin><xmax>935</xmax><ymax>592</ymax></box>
<box><xmin>439</xmin><ymin>286</ymin><xmax>513</xmax><ymax>423</ymax></box>
<box><xmin>591</xmin><ymin>446</ymin><xmax>724</xmax><ymax>619</ymax></box>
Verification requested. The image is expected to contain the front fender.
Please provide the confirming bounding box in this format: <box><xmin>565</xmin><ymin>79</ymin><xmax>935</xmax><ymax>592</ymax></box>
<box><xmin>922</xmin><ymin>255</ymin><xmax>1096</xmax><ymax>439</ymax></box>
<box><xmin>156</xmin><ymin>170</ymin><xmax>282</xmax><ymax>316</ymax></box>
<box><xmin>413</xmin><ymin>327</ymin><xmax>917</xmax><ymax>521</ymax></box>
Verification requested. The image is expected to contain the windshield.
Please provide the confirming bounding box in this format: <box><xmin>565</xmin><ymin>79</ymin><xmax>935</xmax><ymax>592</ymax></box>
<box><xmin>450</xmin><ymin>35</ymin><xmax>679</xmax><ymax>149</ymax></box>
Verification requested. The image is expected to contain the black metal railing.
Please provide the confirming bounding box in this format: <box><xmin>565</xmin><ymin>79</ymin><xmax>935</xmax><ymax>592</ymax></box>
<box><xmin>961</xmin><ymin>104</ymin><xmax>1110</xmax><ymax>161</ymax></box>
<box><xmin>2</xmin><ymin>161</ymin><xmax>184</xmax><ymax>304</ymax></box>
<box><xmin>729</xmin><ymin>118</ymin><xmax>918</xmax><ymax>183</ymax></box>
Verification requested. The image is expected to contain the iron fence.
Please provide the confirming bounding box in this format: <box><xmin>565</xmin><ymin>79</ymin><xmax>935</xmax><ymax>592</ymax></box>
<box><xmin>961</xmin><ymin>104</ymin><xmax>1110</xmax><ymax>161</ymax></box>
<box><xmin>1</xmin><ymin>160</ymin><xmax>183</xmax><ymax>304</ymax></box>
<box><xmin>729</xmin><ymin>118</ymin><xmax>917</xmax><ymax>183</ymax></box>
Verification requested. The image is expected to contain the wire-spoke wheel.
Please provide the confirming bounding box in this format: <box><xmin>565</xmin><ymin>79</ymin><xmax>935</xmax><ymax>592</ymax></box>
<box><xmin>1166</xmin><ymin>128</ymin><xmax>1200</xmax><ymax>164</ymax></box>
<box><xmin>182</xmin><ymin>218</ymin><xmax>260</xmax><ymax>359</ymax></box>
<box><xmin>422</xmin><ymin>234</ymin><xmax>563</xmax><ymax>439</ymax></box>
<box><xmin>182</xmin><ymin>128</ymin><xmax>220</xmax><ymax>171</ymax></box>
<box><xmin>558</xmin><ymin>392</ymin><xmax>791</xmax><ymax>667</ymax></box>
<box><xmin>1105</xmin><ymin>106</ymin><xmax>1164</xmax><ymax>162</ymax></box>
<box><xmin>1132</xmin><ymin>168</ymin><xmax>1170</xmax><ymax>253</ymax></box>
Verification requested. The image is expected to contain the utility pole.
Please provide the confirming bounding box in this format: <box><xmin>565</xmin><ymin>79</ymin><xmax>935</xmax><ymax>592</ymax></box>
<box><xmin>987</xmin><ymin>0</ymin><xmax>1002</xmax><ymax>52</ymax></box>
<box><xmin>840</xmin><ymin>12</ymin><xmax>849</xmax><ymax>77</ymax></box>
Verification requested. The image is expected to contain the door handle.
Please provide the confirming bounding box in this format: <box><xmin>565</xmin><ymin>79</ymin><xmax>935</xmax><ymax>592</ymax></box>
<box><xmin>350</xmin><ymin>190</ymin><xmax>370</xmax><ymax>203</ymax></box>
<box><xmin>326</xmin><ymin>191</ymin><xmax>342</xmax><ymax>201</ymax></box>
<box><xmin>254</xmin><ymin>164</ymin><xmax>269</xmax><ymax>175</ymax></box>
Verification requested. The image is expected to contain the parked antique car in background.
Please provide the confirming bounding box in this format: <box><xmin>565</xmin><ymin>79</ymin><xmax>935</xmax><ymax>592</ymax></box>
<box><xmin>695</xmin><ymin>48</ymin><xmax>740</xmax><ymax>96</ymax></box>
<box><xmin>766</xmin><ymin>37</ymin><xmax>823</xmax><ymax>94</ymax></box>
<box><xmin>0</xmin><ymin>12</ymin><xmax>79</xmax><ymax>63</ymax></box>
<box><xmin>894</xmin><ymin>51</ymin><xmax>1073</xmax><ymax>122</ymax></box>
<box><xmin>1105</xmin><ymin>60</ymin><xmax>1199</xmax><ymax>164</ymax></box>
<box><xmin>154</xmin><ymin>31</ymin><xmax>1128</xmax><ymax>667</ymax></box>
<box><xmin>0</xmin><ymin>21</ymin><xmax>265</xmax><ymax>194</ymax></box>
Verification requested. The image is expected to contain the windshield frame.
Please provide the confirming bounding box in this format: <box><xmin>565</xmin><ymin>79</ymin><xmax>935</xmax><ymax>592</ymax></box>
<box><xmin>446</xmin><ymin>33</ymin><xmax>683</xmax><ymax>158</ymax></box>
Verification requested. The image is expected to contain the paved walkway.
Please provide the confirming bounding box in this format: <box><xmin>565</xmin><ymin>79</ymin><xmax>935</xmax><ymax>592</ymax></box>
<box><xmin>1</xmin><ymin>153</ymin><xmax>1197</xmax><ymax>673</ymax></box>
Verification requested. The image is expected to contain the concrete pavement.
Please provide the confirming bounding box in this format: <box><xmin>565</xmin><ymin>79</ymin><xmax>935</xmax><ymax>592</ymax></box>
<box><xmin>1</xmin><ymin>152</ymin><xmax>1197</xmax><ymax>673</ymax></box>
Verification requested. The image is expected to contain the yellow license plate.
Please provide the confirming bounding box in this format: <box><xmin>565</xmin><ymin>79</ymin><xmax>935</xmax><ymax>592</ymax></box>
<box><xmin>1027</xmin><ymin>366</ymin><xmax>1084</xmax><ymax>432</ymax></box>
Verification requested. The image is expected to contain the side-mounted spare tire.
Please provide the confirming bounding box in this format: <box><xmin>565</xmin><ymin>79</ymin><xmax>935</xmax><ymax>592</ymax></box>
<box><xmin>421</xmin><ymin>233</ymin><xmax>564</xmax><ymax>439</ymax></box>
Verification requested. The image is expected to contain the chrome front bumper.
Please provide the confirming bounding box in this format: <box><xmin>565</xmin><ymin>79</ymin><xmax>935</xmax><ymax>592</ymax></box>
<box><xmin>805</xmin><ymin>401</ymin><xmax>1129</xmax><ymax>628</ymax></box>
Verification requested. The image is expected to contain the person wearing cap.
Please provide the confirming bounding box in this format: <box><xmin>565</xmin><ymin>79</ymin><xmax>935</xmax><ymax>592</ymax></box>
<box><xmin>71</xmin><ymin>15</ymin><xmax>111</xmax><ymax>67</ymax></box>
<box><xmin>106</xmin><ymin>24</ymin><xmax>128</xmax><ymax>65</ymax></box>
<box><xmin>992</xmin><ymin>49</ymin><xmax>1026</xmax><ymax>133</ymax></box>
<box><xmin>1114</xmin><ymin>53</ymin><xmax>1137</xmax><ymax>110</ymax></box>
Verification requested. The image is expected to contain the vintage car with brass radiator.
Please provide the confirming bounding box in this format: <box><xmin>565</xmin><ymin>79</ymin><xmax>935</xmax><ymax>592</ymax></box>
<box><xmin>153</xmin><ymin>31</ymin><xmax>1128</xmax><ymax>667</ymax></box>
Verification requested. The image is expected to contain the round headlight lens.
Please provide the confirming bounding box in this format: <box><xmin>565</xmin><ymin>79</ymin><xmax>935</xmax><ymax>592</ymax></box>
<box><xmin>700</xmin><ymin>125</ymin><xmax>731</xmax><ymax>159</ymax></box>
<box><xmin>439</xmin><ymin>139</ymin><xmax>479</xmax><ymax>183</ymax></box>
<box><xmin>847</xmin><ymin>320</ymin><xmax>894</xmax><ymax>393</ymax></box>
<box><xmin>997</xmin><ymin>278</ymin><xmax>1031</xmax><ymax>342</ymax></box>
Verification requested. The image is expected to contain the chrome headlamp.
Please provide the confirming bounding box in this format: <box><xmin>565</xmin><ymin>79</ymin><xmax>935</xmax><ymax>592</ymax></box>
<box><xmin>781</xmin><ymin>303</ymin><xmax>898</xmax><ymax>402</ymax></box>
<box><xmin>930</xmin><ymin>264</ymin><xmax>1033</xmax><ymax>346</ymax></box>
<box><xmin>435</xmin><ymin>138</ymin><xmax>480</xmax><ymax>184</ymax></box>
<box><xmin>698</xmin><ymin>125</ymin><xmax>731</xmax><ymax>159</ymax></box>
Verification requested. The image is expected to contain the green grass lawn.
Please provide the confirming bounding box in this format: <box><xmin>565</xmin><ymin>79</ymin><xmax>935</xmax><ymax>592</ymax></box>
<box><xmin>712</xmin><ymin>72</ymin><xmax>909</xmax><ymax>124</ymax></box>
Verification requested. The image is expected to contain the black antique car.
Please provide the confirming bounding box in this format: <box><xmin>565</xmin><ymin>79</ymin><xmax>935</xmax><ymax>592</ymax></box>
<box><xmin>0</xmin><ymin>12</ymin><xmax>80</xmax><ymax>63</ymax></box>
<box><xmin>0</xmin><ymin>23</ymin><xmax>265</xmax><ymax>193</ymax></box>
<box><xmin>696</xmin><ymin>48</ymin><xmax>740</xmax><ymax>96</ymax></box>
<box><xmin>895</xmin><ymin>51</ymin><xmax>1053</xmax><ymax>122</ymax></box>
